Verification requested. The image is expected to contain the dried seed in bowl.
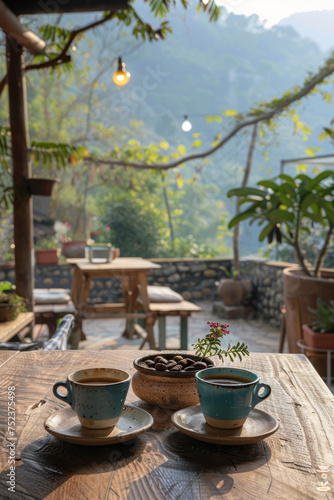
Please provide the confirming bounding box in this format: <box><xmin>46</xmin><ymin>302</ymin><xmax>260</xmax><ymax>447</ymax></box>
<box><xmin>184</xmin><ymin>365</ymin><xmax>198</xmax><ymax>372</ymax></box>
<box><xmin>185</xmin><ymin>358</ymin><xmax>195</xmax><ymax>365</ymax></box>
<box><xmin>173</xmin><ymin>355</ymin><xmax>183</xmax><ymax>362</ymax></box>
<box><xmin>193</xmin><ymin>362</ymin><xmax>208</xmax><ymax>370</ymax></box>
<box><xmin>145</xmin><ymin>359</ymin><xmax>155</xmax><ymax>367</ymax></box>
<box><xmin>166</xmin><ymin>361</ymin><xmax>177</xmax><ymax>369</ymax></box>
<box><xmin>154</xmin><ymin>356</ymin><xmax>164</xmax><ymax>363</ymax></box>
<box><xmin>170</xmin><ymin>364</ymin><xmax>183</xmax><ymax>372</ymax></box>
<box><xmin>178</xmin><ymin>359</ymin><xmax>188</xmax><ymax>367</ymax></box>
<box><xmin>155</xmin><ymin>363</ymin><xmax>167</xmax><ymax>371</ymax></box>
<box><xmin>139</xmin><ymin>362</ymin><xmax>150</xmax><ymax>369</ymax></box>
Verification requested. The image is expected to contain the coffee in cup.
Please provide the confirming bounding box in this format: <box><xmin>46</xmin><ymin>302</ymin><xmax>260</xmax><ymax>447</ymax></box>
<box><xmin>195</xmin><ymin>367</ymin><xmax>271</xmax><ymax>429</ymax></box>
<box><xmin>53</xmin><ymin>367</ymin><xmax>131</xmax><ymax>429</ymax></box>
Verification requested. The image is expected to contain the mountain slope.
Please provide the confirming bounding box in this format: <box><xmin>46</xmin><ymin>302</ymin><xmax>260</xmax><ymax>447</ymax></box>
<box><xmin>278</xmin><ymin>10</ymin><xmax>334</xmax><ymax>51</ymax></box>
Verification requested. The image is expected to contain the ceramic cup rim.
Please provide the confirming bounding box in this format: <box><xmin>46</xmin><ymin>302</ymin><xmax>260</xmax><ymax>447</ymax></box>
<box><xmin>195</xmin><ymin>366</ymin><xmax>259</xmax><ymax>388</ymax></box>
<box><xmin>68</xmin><ymin>367</ymin><xmax>131</xmax><ymax>386</ymax></box>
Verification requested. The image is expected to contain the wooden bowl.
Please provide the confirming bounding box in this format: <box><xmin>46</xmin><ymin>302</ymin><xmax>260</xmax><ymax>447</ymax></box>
<box><xmin>132</xmin><ymin>352</ymin><xmax>215</xmax><ymax>410</ymax></box>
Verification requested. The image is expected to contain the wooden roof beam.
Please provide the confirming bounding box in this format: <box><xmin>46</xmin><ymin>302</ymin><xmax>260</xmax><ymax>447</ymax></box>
<box><xmin>0</xmin><ymin>0</ymin><xmax>45</xmax><ymax>54</ymax></box>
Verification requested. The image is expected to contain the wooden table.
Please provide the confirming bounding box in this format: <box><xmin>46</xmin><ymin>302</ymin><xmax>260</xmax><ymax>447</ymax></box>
<box><xmin>0</xmin><ymin>312</ymin><xmax>34</xmax><ymax>343</ymax></box>
<box><xmin>70</xmin><ymin>258</ymin><xmax>161</xmax><ymax>346</ymax></box>
<box><xmin>0</xmin><ymin>350</ymin><xmax>333</xmax><ymax>499</ymax></box>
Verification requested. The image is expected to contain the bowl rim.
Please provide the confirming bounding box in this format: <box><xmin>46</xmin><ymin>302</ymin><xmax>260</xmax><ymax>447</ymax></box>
<box><xmin>133</xmin><ymin>352</ymin><xmax>216</xmax><ymax>379</ymax></box>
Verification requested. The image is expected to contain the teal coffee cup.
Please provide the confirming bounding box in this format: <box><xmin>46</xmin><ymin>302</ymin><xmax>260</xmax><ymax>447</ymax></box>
<box><xmin>53</xmin><ymin>367</ymin><xmax>131</xmax><ymax>429</ymax></box>
<box><xmin>195</xmin><ymin>367</ymin><xmax>271</xmax><ymax>429</ymax></box>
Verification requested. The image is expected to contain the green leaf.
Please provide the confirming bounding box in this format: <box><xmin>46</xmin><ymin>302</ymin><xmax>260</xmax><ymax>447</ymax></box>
<box><xmin>227</xmin><ymin>187</ymin><xmax>266</xmax><ymax>198</ymax></box>
<box><xmin>259</xmin><ymin>223</ymin><xmax>275</xmax><ymax>241</ymax></box>
<box><xmin>160</xmin><ymin>141</ymin><xmax>169</xmax><ymax>150</ymax></box>
<box><xmin>177</xmin><ymin>144</ymin><xmax>186</xmax><ymax>155</ymax></box>
<box><xmin>191</xmin><ymin>139</ymin><xmax>202</xmax><ymax>148</ymax></box>
<box><xmin>205</xmin><ymin>115</ymin><xmax>222</xmax><ymax>123</ymax></box>
<box><xmin>300</xmin><ymin>192</ymin><xmax>318</xmax><ymax>211</ymax></box>
<box><xmin>305</xmin><ymin>170</ymin><xmax>333</xmax><ymax>190</ymax></box>
<box><xmin>268</xmin><ymin>209</ymin><xmax>294</xmax><ymax>224</ymax></box>
<box><xmin>228</xmin><ymin>207</ymin><xmax>260</xmax><ymax>228</ymax></box>
<box><xmin>279</xmin><ymin>174</ymin><xmax>295</xmax><ymax>185</ymax></box>
<box><xmin>318</xmin><ymin>131</ymin><xmax>329</xmax><ymax>141</ymax></box>
<box><xmin>223</xmin><ymin>109</ymin><xmax>238</xmax><ymax>117</ymax></box>
<box><xmin>258</xmin><ymin>180</ymin><xmax>279</xmax><ymax>191</ymax></box>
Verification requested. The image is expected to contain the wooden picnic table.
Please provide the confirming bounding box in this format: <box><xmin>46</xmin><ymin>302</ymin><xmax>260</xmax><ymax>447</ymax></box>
<box><xmin>70</xmin><ymin>258</ymin><xmax>161</xmax><ymax>345</ymax></box>
<box><xmin>0</xmin><ymin>312</ymin><xmax>34</xmax><ymax>343</ymax></box>
<box><xmin>0</xmin><ymin>350</ymin><xmax>333</xmax><ymax>499</ymax></box>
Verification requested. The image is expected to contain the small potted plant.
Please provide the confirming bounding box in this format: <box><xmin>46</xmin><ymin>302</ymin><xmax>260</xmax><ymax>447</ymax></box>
<box><xmin>35</xmin><ymin>237</ymin><xmax>60</xmax><ymax>265</ymax></box>
<box><xmin>132</xmin><ymin>322</ymin><xmax>249</xmax><ymax>409</ymax></box>
<box><xmin>0</xmin><ymin>281</ymin><xmax>26</xmax><ymax>322</ymax></box>
<box><xmin>61</xmin><ymin>223</ymin><xmax>87</xmax><ymax>258</ymax></box>
<box><xmin>302</xmin><ymin>298</ymin><xmax>334</xmax><ymax>349</ymax></box>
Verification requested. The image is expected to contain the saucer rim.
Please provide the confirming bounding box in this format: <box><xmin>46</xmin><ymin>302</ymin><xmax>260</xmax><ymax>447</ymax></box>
<box><xmin>171</xmin><ymin>405</ymin><xmax>279</xmax><ymax>445</ymax></box>
<box><xmin>44</xmin><ymin>404</ymin><xmax>154</xmax><ymax>446</ymax></box>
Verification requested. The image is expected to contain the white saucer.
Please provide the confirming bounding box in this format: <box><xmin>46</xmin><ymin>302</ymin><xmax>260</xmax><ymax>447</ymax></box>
<box><xmin>171</xmin><ymin>405</ymin><xmax>279</xmax><ymax>445</ymax></box>
<box><xmin>44</xmin><ymin>405</ymin><xmax>153</xmax><ymax>446</ymax></box>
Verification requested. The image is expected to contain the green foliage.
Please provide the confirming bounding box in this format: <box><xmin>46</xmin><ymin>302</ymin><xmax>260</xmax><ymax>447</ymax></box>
<box><xmin>99</xmin><ymin>196</ymin><xmax>165</xmax><ymax>258</ymax></box>
<box><xmin>192</xmin><ymin>321</ymin><xmax>250</xmax><ymax>361</ymax></box>
<box><xmin>0</xmin><ymin>282</ymin><xmax>26</xmax><ymax>317</ymax></box>
<box><xmin>227</xmin><ymin>171</ymin><xmax>334</xmax><ymax>276</ymax></box>
<box><xmin>0</xmin><ymin>281</ymin><xmax>15</xmax><ymax>294</ymax></box>
<box><xmin>308</xmin><ymin>298</ymin><xmax>334</xmax><ymax>333</ymax></box>
<box><xmin>31</xmin><ymin>142</ymin><xmax>87</xmax><ymax>170</ymax></box>
<box><xmin>35</xmin><ymin>237</ymin><xmax>59</xmax><ymax>250</ymax></box>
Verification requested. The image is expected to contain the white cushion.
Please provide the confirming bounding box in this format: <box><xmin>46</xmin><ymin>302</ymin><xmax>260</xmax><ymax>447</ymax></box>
<box><xmin>34</xmin><ymin>289</ymin><xmax>72</xmax><ymax>305</ymax></box>
<box><xmin>139</xmin><ymin>286</ymin><xmax>182</xmax><ymax>303</ymax></box>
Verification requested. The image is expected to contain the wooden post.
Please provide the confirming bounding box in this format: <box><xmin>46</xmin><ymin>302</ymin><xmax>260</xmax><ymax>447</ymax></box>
<box><xmin>6</xmin><ymin>35</ymin><xmax>34</xmax><ymax>311</ymax></box>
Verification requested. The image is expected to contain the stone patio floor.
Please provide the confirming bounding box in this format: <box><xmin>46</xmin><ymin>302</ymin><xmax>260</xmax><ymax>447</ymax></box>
<box><xmin>79</xmin><ymin>301</ymin><xmax>284</xmax><ymax>353</ymax></box>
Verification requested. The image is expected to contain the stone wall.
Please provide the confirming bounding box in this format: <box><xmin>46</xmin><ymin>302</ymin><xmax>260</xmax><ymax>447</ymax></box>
<box><xmin>240</xmin><ymin>259</ymin><xmax>294</xmax><ymax>327</ymax></box>
<box><xmin>0</xmin><ymin>258</ymin><xmax>294</xmax><ymax>327</ymax></box>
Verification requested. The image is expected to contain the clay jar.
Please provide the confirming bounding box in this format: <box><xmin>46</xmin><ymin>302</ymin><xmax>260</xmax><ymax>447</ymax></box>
<box><xmin>217</xmin><ymin>279</ymin><xmax>252</xmax><ymax>306</ymax></box>
<box><xmin>132</xmin><ymin>353</ymin><xmax>215</xmax><ymax>410</ymax></box>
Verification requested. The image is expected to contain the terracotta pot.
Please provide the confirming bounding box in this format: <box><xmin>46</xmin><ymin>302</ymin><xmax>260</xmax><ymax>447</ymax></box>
<box><xmin>283</xmin><ymin>267</ymin><xmax>334</xmax><ymax>353</ymax></box>
<box><xmin>132</xmin><ymin>353</ymin><xmax>215</xmax><ymax>410</ymax></box>
<box><xmin>0</xmin><ymin>304</ymin><xmax>16</xmax><ymax>322</ymax></box>
<box><xmin>302</xmin><ymin>324</ymin><xmax>334</xmax><ymax>350</ymax></box>
<box><xmin>217</xmin><ymin>279</ymin><xmax>252</xmax><ymax>306</ymax></box>
<box><xmin>27</xmin><ymin>178</ymin><xmax>58</xmax><ymax>196</ymax></box>
<box><xmin>62</xmin><ymin>241</ymin><xmax>87</xmax><ymax>258</ymax></box>
<box><xmin>35</xmin><ymin>249</ymin><xmax>59</xmax><ymax>265</ymax></box>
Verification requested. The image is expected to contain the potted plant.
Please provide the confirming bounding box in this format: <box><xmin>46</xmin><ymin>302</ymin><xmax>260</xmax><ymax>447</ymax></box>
<box><xmin>132</xmin><ymin>321</ymin><xmax>249</xmax><ymax>409</ymax></box>
<box><xmin>0</xmin><ymin>281</ymin><xmax>26</xmax><ymax>322</ymax></box>
<box><xmin>61</xmin><ymin>223</ymin><xmax>87</xmax><ymax>259</ymax></box>
<box><xmin>35</xmin><ymin>237</ymin><xmax>60</xmax><ymax>265</ymax></box>
<box><xmin>227</xmin><ymin>170</ymin><xmax>334</xmax><ymax>353</ymax></box>
<box><xmin>302</xmin><ymin>298</ymin><xmax>334</xmax><ymax>349</ymax></box>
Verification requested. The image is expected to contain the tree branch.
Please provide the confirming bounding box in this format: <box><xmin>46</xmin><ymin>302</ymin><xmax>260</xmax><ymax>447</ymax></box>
<box><xmin>83</xmin><ymin>53</ymin><xmax>334</xmax><ymax>171</ymax></box>
<box><xmin>25</xmin><ymin>12</ymin><xmax>115</xmax><ymax>72</ymax></box>
<box><xmin>0</xmin><ymin>12</ymin><xmax>116</xmax><ymax>96</ymax></box>
<box><xmin>315</xmin><ymin>225</ymin><xmax>334</xmax><ymax>275</ymax></box>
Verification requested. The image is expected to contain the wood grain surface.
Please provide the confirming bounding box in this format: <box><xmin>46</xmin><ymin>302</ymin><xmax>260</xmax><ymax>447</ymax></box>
<box><xmin>0</xmin><ymin>313</ymin><xmax>34</xmax><ymax>343</ymax></box>
<box><xmin>0</xmin><ymin>351</ymin><xmax>333</xmax><ymax>499</ymax></box>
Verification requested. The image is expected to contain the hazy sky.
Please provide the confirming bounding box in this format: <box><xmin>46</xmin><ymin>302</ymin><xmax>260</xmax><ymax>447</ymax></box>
<box><xmin>217</xmin><ymin>0</ymin><xmax>334</xmax><ymax>26</ymax></box>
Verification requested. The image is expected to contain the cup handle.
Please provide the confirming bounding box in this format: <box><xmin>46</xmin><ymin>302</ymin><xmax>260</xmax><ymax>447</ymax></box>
<box><xmin>251</xmin><ymin>382</ymin><xmax>271</xmax><ymax>409</ymax></box>
<box><xmin>53</xmin><ymin>380</ymin><xmax>72</xmax><ymax>406</ymax></box>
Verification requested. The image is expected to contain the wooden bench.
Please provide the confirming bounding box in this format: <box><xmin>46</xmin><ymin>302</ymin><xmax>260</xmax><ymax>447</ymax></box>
<box><xmin>33</xmin><ymin>289</ymin><xmax>82</xmax><ymax>349</ymax></box>
<box><xmin>138</xmin><ymin>300</ymin><xmax>201</xmax><ymax>350</ymax></box>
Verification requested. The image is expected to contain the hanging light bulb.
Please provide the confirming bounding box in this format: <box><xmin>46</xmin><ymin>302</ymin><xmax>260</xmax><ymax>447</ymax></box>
<box><xmin>181</xmin><ymin>115</ymin><xmax>192</xmax><ymax>132</ymax></box>
<box><xmin>113</xmin><ymin>57</ymin><xmax>131</xmax><ymax>87</ymax></box>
